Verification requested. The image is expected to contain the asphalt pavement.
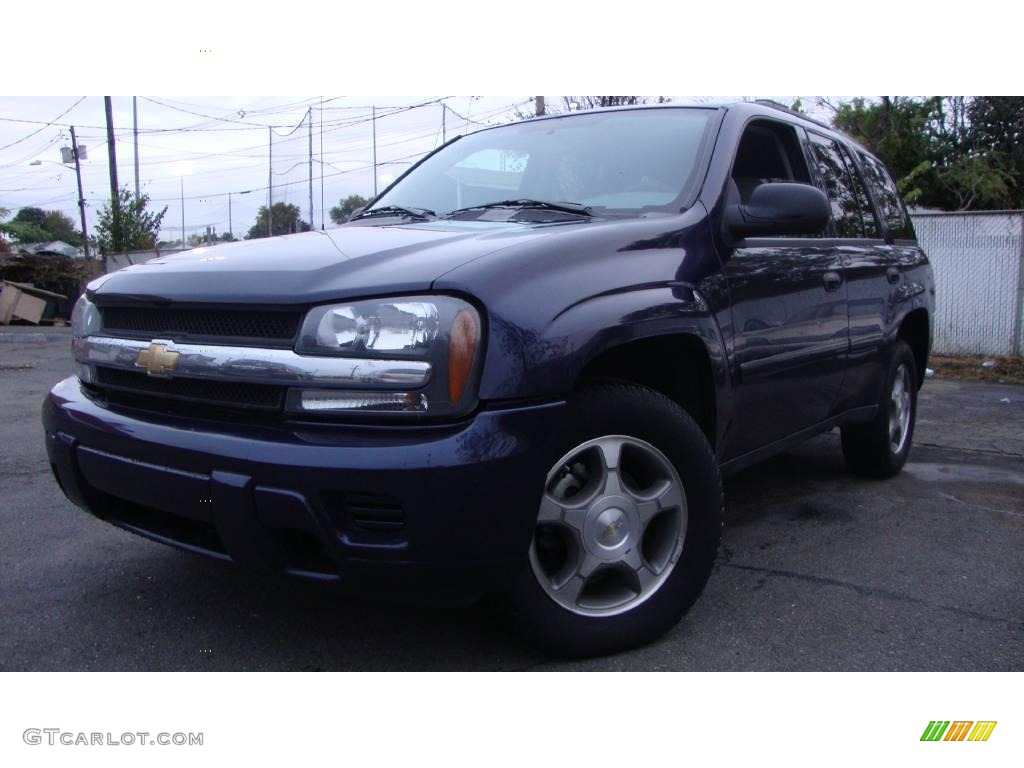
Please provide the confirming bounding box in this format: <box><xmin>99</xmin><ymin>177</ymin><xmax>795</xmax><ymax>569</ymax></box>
<box><xmin>2</xmin><ymin>326</ymin><xmax>1022</xmax><ymax>670</ymax></box>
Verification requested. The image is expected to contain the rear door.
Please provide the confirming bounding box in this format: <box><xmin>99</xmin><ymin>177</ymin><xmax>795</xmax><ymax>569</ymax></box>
<box><xmin>803</xmin><ymin>131</ymin><xmax>884</xmax><ymax>414</ymax></box>
<box><xmin>841</xmin><ymin>150</ymin><xmax>923</xmax><ymax>407</ymax></box>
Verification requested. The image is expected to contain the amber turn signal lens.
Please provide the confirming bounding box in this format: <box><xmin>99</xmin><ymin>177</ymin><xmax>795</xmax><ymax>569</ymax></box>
<box><xmin>448</xmin><ymin>309</ymin><xmax>479</xmax><ymax>404</ymax></box>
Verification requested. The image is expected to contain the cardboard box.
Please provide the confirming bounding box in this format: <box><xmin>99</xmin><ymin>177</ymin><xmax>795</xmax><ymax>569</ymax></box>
<box><xmin>0</xmin><ymin>281</ymin><xmax>67</xmax><ymax>325</ymax></box>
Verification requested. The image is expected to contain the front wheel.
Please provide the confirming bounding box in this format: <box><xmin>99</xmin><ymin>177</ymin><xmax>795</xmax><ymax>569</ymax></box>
<box><xmin>501</xmin><ymin>384</ymin><xmax>723</xmax><ymax>657</ymax></box>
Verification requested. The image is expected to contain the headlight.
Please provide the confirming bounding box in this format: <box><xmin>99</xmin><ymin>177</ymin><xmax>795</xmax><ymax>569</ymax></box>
<box><xmin>293</xmin><ymin>295</ymin><xmax>482</xmax><ymax>417</ymax></box>
<box><xmin>70</xmin><ymin>295</ymin><xmax>101</xmax><ymax>385</ymax></box>
<box><xmin>71</xmin><ymin>294</ymin><xmax>101</xmax><ymax>338</ymax></box>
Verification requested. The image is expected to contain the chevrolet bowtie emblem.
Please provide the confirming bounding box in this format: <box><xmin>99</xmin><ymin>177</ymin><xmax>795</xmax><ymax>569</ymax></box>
<box><xmin>601</xmin><ymin>517</ymin><xmax>624</xmax><ymax>544</ymax></box>
<box><xmin>135</xmin><ymin>342</ymin><xmax>180</xmax><ymax>377</ymax></box>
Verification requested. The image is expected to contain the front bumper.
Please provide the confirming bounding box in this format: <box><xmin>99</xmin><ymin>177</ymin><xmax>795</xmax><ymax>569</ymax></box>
<box><xmin>43</xmin><ymin>376</ymin><xmax>563</xmax><ymax>599</ymax></box>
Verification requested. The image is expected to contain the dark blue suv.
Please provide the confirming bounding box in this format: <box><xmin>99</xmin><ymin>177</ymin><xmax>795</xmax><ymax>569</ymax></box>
<box><xmin>43</xmin><ymin>102</ymin><xmax>934</xmax><ymax>656</ymax></box>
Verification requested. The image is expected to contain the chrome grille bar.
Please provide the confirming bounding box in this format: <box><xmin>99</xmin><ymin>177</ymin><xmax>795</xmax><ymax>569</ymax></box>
<box><xmin>74</xmin><ymin>336</ymin><xmax>432</xmax><ymax>389</ymax></box>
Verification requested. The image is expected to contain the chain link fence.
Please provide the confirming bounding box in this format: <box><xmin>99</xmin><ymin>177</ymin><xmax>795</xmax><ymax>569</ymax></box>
<box><xmin>911</xmin><ymin>211</ymin><xmax>1024</xmax><ymax>356</ymax></box>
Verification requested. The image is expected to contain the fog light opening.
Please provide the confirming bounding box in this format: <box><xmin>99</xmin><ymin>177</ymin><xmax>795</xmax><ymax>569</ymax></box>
<box><xmin>288</xmin><ymin>389</ymin><xmax>428</xmax><ymax>413</ymax></box>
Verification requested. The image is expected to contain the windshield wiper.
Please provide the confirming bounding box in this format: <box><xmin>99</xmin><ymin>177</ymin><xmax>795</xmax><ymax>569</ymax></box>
<box><xmin>443</xmin><ymin>199</ymin><xmax>593</xmax><ymax>218</ymax></box>
<box><xmin>352</xmin><ymin>205</ymin><xmax>436</xmax><ymax>221</ymax></box>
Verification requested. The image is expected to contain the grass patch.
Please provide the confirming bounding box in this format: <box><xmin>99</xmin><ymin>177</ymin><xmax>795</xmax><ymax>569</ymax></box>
<box><xmin>929</xmin><ymin>354</ymin><xmax>1024</xmax><ymax>385</ymax></box>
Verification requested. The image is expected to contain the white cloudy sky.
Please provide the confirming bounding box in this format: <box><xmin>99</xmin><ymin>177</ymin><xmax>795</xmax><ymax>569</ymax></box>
<box><xmin>0</xmin><ymin>95</ymin><xmax>827</xmax><ymax>244</ymax></box>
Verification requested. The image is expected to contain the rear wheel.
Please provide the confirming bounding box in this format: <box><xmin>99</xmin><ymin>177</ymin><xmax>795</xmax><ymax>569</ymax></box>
<box><xmin>502</xmin><ymin>384</ymin><xmax>722</xmax><ymax>657</ymax></box>
<box><xmin>841</xmin><ymin>340</ymin><xmax>918</xmax><ymax>478</ymax></box>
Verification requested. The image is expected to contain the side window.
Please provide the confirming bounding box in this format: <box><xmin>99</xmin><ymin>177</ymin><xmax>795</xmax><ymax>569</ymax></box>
<box><xmin>859</xmin><ymin>152</ymin><xmax>913</xmax><ymax>240</ymax></box>
<box><xmin>807</xmin><ymin>133</ymin><xmax>865</xmax><ymax>238</ymax></box>
<box><xmin>839</xmin><ymin>146</ymin><xmax>880</xmax><ymax>238</ymax></box>
<box><xmin>730</xmin><ymin>119</ymin><xmax>818</xmax><ymax>236</ymax></box>
<box><xmin>731</xmin><ymin>120</ymin><xmax>812</xmax><ymax>200</ymax></box>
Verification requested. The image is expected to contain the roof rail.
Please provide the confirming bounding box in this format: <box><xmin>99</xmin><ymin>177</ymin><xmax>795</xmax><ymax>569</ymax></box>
<box><xmin>753</xmin><ymin>99</ymin><xmax>835</xmax><ymax>132</ymax></box>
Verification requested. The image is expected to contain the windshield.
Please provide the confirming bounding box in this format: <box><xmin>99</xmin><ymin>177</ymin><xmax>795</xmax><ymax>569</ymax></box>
<box><xmin>369</xmin><ymin>108</ymin><xmax>716</xmax><ymax>218</ymax></box>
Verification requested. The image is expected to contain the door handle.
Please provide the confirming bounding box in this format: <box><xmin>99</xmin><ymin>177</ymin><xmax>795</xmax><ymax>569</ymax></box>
<box><xmin>886</xmin><ymin>267</ymin><xmax>901</xmax><ymax>285</ymax></box>
<box><xmin>822</xmin><ymin>271</ymin><xmax>842</xmax><ymax>292</ymax></box>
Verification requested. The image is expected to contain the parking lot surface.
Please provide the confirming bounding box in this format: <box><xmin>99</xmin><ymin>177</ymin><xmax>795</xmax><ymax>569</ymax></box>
<box><xmin>2</xmin><ymin>327</ymin><xmax>1021</xmax><ymax>671</ymax></box>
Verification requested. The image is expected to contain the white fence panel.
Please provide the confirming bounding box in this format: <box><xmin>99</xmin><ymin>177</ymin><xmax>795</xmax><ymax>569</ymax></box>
<box><xmin>106</xmin><ymin>249</ymin><xmax>188</xmax><ymax>272</ymax></box>
<box><xmin>911</xmin><ymin>211</ymin><xmax>1023</xmax><ymax>356</ymax></box>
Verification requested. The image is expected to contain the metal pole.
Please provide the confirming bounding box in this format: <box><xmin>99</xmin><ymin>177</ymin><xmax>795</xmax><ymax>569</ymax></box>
<box><xmin>442</xmin><ymin>103</ymin><xmax>446</xmax><ymax>143</ymax></box>
<box><xmin>268</xmin><ymin>126</ymin><xmax>273</xmax><ymax>237</ymax></box>
<box><xmin>320</xmin><ymin>97</ymin><xmax>325</xmax><ymax>230</ymax></box>
<box><xmin>1014</xmin><ymin>213</ymin><xmax>1024</xmax><ymax>356</ymax></box>
<box><xmin>308</xmin><ymin>107</ymin><xmax>313</xmax><ymax>232</ymax></box>
<box><xmin>180</xmin><ymin>178</ymin><xmax>185</xmax><ymax>250</ymax></box>
<box><xmin>69</xmin><ymin>125</ymin><xmax>89</xmax><ymax>260</ymax></box>
<box><xmin>228</xmin><ymin>192</ymin><xmax>232</xmax><ymax>240</ymax></box>
<box><xmin>132</xmin><ymin>96</ymin><xmax>140</xmax><ymax>198</ymax></box>
<box><xmin>535</xmin><ymin>96</ymin><xmax>545</xmax><ymax>116</ymax></box>
<box><xmin>372</xmin><ymin>105</ymin><xmax>377</xmax><ymax>197</ymax></box>
<box><xmin>103</xmin><ymin>96</ymin><xmax>119</xmax><ymax>261</ymax></box>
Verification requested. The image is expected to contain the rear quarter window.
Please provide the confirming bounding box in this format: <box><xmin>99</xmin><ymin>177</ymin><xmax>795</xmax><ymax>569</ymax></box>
<box><xmin>858</xmin><ymin>153</ymin><xmax>915</xmax><ymax>241</ymax></box>
<box><xmin>807</xmin><ymin>132</ymin><xmax>869</xmax><ymax>238</ymax></box>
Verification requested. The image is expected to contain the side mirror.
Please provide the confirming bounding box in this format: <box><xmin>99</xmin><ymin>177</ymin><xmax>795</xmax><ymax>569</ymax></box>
<box><xmin>725</xmin><ymin>182</ymin><xmax>830</xmax><ymax>238</ymax></box>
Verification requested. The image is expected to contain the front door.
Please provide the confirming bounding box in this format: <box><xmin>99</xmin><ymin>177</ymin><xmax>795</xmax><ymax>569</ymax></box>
<box><xmin>724</xmin><ymin>241</ymin><xmax>850</xmax><ymax>457</ymax></box>
<box><xmin>716</xmin><ymin>119</ymin><xmax>851</xmax><ymax>460</ymax></box>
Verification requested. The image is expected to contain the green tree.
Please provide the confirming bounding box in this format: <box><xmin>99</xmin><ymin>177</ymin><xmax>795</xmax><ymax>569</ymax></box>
<box><xmin>967</xmin><ymin>96</ymin><xmax>1024</xmax><ymax>209</ymax></box>
<box><xmin>95</xmin><ymin>187</ymin><xmax>168</xmax><ymax>253</ymax></box>
<box><xmin>12</xmin><ymin>207</ymin><xmax>47</xmax><ymax>228</ymax></box>
<box><xmin>0</xmin><ymin>207</ymin><xmax>51</xmax><ymax>243</ymax></box>
<box><xmin>42</xmin><ymin>210</ymin><xmax>83</xmax><ymax>246</ymax></box>
<box><xmin>245</xmin><ymin>203</ymin><xmax>310</xmax><ymax>239</ymax></box>
<box><xmin>0</xmin><ymin>206</ymin><xmax>83</xmax><ymax>246</ymax></box>
<box><xmin>832</xmin><ymin>96</ymin><xmax>1021</xmax><ymax>211</ymax></box>
<box><xmin>329</xmin><ymin>194</ymin><xmax>369</xmax><ymax>224</ymax></box>
<box><xmin>834</xmin><ymin>97</ymin><xmax>938</xmax><ymax>199</ymax></box>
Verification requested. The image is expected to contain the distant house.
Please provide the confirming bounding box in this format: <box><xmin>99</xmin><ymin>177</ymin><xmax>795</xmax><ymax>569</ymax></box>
<box><xmin>15</xmin><ymin>241</ymin><xmax>84</xmax><ymax>259</ymax></box>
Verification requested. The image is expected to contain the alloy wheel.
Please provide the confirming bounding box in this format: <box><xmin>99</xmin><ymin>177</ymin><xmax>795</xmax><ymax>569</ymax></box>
<box><xmin>529</xmin><ymin>435</ymin><xmax>687</xmax><ymax>617</ymax></box>
<box><xmin>889</xmin><ymin>363</ymin><xmax>912</xmax><ymax>454</ymax></box>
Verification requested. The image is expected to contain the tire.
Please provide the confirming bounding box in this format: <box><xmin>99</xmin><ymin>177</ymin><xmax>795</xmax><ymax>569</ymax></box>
<box><xmin>500</xmin><ymin>383</ymin><xmax>723</xmax><ymax>658</ymax></box>
<box><xmin>841</xmin><ymin>339</ymin><xmax>918</xmax><ymax>478</ymax></box>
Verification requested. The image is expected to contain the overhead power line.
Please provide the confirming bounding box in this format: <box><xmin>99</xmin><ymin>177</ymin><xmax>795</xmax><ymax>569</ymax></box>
<box><xmin>141</xmin><ymin>96</ymin><xmax>284</xmax><ymax>128</ymax></box>
<box><xmin>0</xmin><ymin>97</ymin><xmax>86</xmax><ymax>152</ymax></box>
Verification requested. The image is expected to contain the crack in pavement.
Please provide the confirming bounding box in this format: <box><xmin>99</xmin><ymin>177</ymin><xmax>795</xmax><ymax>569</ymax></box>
<box><xmin>722</xmin><ymin>562</ymin><xmax>1024</xmax><ymax>631</ymax></box>
<box><xmin>936</xmin><ymin>491</ymin><xmax>1024</xmax><ymax>519</ymax></box>
<box><xmin>915</xmin><ymin>441</ymin><xmax>1024</xmax><ymax>458</ymax></box>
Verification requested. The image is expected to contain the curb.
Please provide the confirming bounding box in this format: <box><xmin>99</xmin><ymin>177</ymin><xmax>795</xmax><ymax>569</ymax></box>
<box><xmin>0</xmin><ymin>332</ymin><xmax>70</xmax><ymax>343</ymax></box>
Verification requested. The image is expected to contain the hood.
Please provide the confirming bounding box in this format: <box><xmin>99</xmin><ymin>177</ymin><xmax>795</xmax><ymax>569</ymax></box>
<box><xmin>90</xmin><ymin>222</ymin><xmax>567</xmax><ymax>305</ymax></box>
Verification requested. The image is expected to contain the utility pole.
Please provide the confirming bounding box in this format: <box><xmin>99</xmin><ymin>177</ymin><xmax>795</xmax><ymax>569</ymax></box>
<box><xmin>372</xmin><ymin>105</ymin><xmax>377</xmax><ymax>197</ymax></box>
<box><xmin>267</xmin><ymin>126</ymin><xmax>273</xmax><ymax>237</ymax></box>
<box><xmin>535</xmin><ymin>96</ymin><xmax>545</xmax><ymax>117</ymax></box>
<box><xmin>228</xmin><ymin>192</ymin><xmax>232</xmax><ymax>240</ymax></box>
<box><xmin>132</xmin><ymin>96</ymin><xmax>140</xmax><ymax>198</ymax></box>
<box><xmin>180</xmin><ymin>178</ymin><xmax>186</xmax><ymax>250</ymax></box>
<box><xmin>442</xmin><ymin>102</ymin><xmax>446</xmax><ymax>143</ymax></box>
<box><xmin>103</xmin><ymin>96</ymin><xmax>120</xmax><ymax>262</ymax></box>
<box><xmin>69</xmin><ymin>126</ymin><xmax>89</xmax><ymax>260</ymax></box>
<box><xmin>307</xmin><ymin>107</ymin><xmax>313</xmax><ymax>232</ymax></box>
